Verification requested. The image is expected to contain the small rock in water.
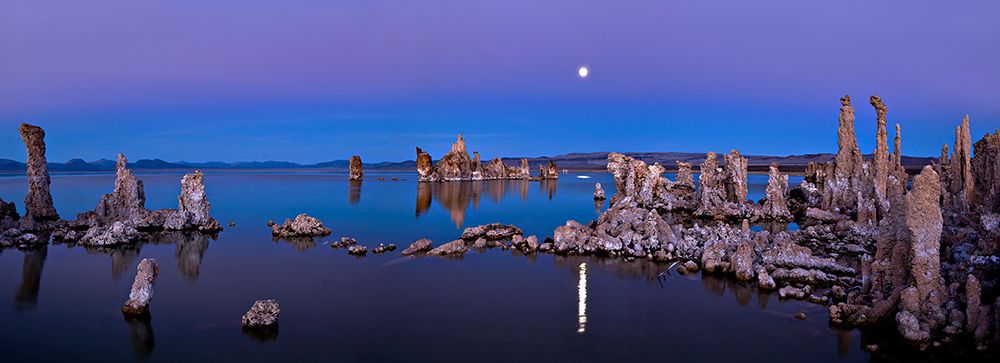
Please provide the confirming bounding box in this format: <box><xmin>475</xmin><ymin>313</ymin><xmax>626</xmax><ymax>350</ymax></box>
<box><xmin>794</xmin><ymin>312</ymin><xmax>807</xmax><ymax>320</ymax></box>
<box><xmin>372</xmin><ymin>243</ymin><xmax>395</xmax><ymax>254</ymax></box>
<box><xmin>242</xmin><ymin>299</ymin><xmax>280</xmax><ymax>328</ymax></box>
<box><xmin>122</xmin><ymin>258</ymin><xmax>159</xmax><ymax>316</ymax></box>
<box><xmin>387</xmin><ymin>243</ymin><xmax>397</xmax><ymax>251</ymax></box>
<box><xmin>228</xmin><ymin>221</ymin><xmax>237</xmax><ymax>227</ymax></box>
<box><xmin>332</xmin><ymin>236</ymin><xmax>357</xmax><ymax>248</ymax></box>
<box><xmin>348</xmin><ymin>245</ymin><xmax>367</xmax><ymax>256</ymax></box>
<box><xmin>427</xmin><ymin>239</ymin><xmax>468</xmax><ymax>256</ymax></box>
<box><xmin>270</xmin><ymin>214</ymin><xmax>331</xmax><ymax>238</ymax></box>
<box><xmin>865</xmin><ymin>344</ymin><xmax>879</xmax><ymax>352</ymax></box>
<box><xmin>594</xmin><ymin>183</ymin><xmax>606</xmax><ymax>200</ymax></box>
<box><xmin>401</xmin><ymin>238</ymin><xmax>433</xmax><ymax>256</ymax></box>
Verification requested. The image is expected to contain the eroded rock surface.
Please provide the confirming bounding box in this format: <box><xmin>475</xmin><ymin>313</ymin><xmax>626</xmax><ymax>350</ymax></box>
<box><xmin>18</xmin><ymin>123</ymin><xmax>59</xmax><ymax>229</ymax></box>
<box><xmin>402</xmin><ymin>238</ymin><xmax>433</xmax><ymax>256</ymax></box>
<box><xmin>349</xmin><ymin>155</ymin><xmax>363</xmax><ymax>181</ymax></box>
<box><xmin>164</xmin><ymin>171</ymin><xmax>222</xmax><ymax>232</ymax></box>
<box><xmin>270</xmin><ymin>214</ymin><xmax>332</xmax><ymax>238</ymax></box>
<box><xmin>242</xmin><ymin>300</ymin><xmax>280</xmax><ymax>328</ymax></box>
<box><xmin>122</xmin><ymin>258</ymin><xmax>159</xmax><ymax>316</ymax></box>
<box><xmin>594</xmin><ymin>183</ymin><xmax>606</xmax><ymax>200</ymax></box>
<box><xmin>761</xmin><ymin>163</ymin><xmax>792</xmax><ymax>221</ymax></box>
<box><xmin>427</xmin><ymin>239</ymin><xmax>468</xmax><ymax>256</ymax></box>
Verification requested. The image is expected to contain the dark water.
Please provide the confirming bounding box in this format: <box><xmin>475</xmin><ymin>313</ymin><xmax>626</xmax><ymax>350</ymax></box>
<box><xmin>0</xmin><ymin>170</ymin><xmax>872</xmax><ymax>362</ymax></box>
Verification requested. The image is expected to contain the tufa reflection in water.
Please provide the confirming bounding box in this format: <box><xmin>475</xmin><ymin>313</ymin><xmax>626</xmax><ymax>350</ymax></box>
<box><xmin>70</xmin><ymin>231</ymin><xmax>211</xmax><ymax>280</ymax></box>
<box><xmin>578</xmin><ymin>262</ymin><xmax>587</xmax><ymax>334</ymax></box>
<box><xmin>348</xmin><ymin>180</ymin><xmax>362</xmax><ymax>205</ymax></box>
<box><xmin>124</xmin><ymin>315</ymin><xmax>155</xmax><ymax>359</ymax></box>
<box><xmin>416</xmin><ymin>180</ymin><xmax>540</xmax><ymax>228</ymax></box>
<box><xmin>13</xmin><ymin>245</ymin><xmax>47</xmax><ymax>311</ymax></box>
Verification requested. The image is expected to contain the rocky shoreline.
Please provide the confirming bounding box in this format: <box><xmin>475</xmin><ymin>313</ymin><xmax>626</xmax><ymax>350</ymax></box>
<box><xmin>416</xmin><ymin>134</ymin><xmax>556</xmax><ymax>182</ymax></box>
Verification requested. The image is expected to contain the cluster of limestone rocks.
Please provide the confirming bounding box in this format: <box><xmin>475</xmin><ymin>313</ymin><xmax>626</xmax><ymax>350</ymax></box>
<box><xmin>416</xmin><ymin>134</ymin><xmax>554</xmax><ymax>182</ymax></box>
<box><xmin>540</xmin><ymin>96</ymin><xmax>1000</xmax><ymax>353</ymax></box>
<box><xmin>1</xmin><ymin>123</ymin><xmax>223</xmax><ymax>249</ymax></box>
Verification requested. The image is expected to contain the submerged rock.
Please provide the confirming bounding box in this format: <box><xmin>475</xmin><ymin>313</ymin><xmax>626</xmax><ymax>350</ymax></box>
<box><xmin>401</xmin><ymin>238</ymin><xmax>433</xmax><ymax>256</ymax></box>
<box><xmin>270</xmin><ymin>214</ymin><xmax>332</xmax><ymax>238</ymax></box>
<box><xmin>18</xmin><ymin>123</ymin><xmax>59</xmax><ymax>229</ymax></box>
<box><xmin>242</xmin><ymin>300</ymin><xmax>280</xmax><ymax>328</ymax></box>
<box><xmin>349</xmin><ymin>155</ymin><xmax>363</xmax><ymax>181</ymax></box>
<box><xmin>122</xmin><ymin>258</ymin><xmax>159</xmax><ymax>316</ymax></box>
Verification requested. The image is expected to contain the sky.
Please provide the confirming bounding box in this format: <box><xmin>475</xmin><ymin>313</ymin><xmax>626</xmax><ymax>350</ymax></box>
<box><xmin>1</xmin><ymin>0</ymin><xmax>998</xmax><ymax>164</ymax></box>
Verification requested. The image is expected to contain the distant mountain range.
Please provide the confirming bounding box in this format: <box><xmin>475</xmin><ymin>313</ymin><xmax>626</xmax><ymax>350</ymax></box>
<box><xmin>0</xmin><ymin>152</ymin><xmax>937</xmax><ymax>173</ymax></box>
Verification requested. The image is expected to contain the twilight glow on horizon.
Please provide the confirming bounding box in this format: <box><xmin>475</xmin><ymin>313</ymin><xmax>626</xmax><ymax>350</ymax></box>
<box><xmin>1</xmin><ymin>0</ymin><xmax>997</xmax><ymax>164</ymax></box>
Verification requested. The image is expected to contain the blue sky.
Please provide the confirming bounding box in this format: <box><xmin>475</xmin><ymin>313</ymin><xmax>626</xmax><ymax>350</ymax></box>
<box><xmin>1</xmin><ymin>0</ymin><xmax>998</xmax><ymax>163</ymax></box>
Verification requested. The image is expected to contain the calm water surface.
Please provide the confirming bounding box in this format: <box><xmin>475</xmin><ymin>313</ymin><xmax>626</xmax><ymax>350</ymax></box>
<box><xmin>0</xmin><ymin>170</ymin><xmax>873</xmax><ymax>362</ymax></box>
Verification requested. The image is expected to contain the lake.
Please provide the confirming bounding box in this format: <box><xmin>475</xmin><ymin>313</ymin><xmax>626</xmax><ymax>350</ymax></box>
<box><xmin>0</xmin><ymin>170</ymin><xmax>880</xmax><ymax>362</ymax></box>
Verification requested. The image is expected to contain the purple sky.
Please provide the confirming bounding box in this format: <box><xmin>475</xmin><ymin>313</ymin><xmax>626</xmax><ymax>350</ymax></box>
<box><xmin>1</xmin><ymin>0</ymin><xmax>998</xmax><ymax>163</ymax></box>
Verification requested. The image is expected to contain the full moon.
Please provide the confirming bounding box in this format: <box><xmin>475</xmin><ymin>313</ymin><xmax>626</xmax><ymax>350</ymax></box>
<box><xmin>578</xmin><ymin>66</ymin><xmax>589</xmax><ymax>78</ymax></box>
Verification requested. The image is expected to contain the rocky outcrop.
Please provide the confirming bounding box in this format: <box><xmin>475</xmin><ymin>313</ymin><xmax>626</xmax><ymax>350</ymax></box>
<box><xmin>122</xmin><ymin>258</ymin><xmax>159</xmax><ymax>316</ymax></box>
<box><xmin>604</xmin><ymin>154</ymin><xmax>695</xmax><ymax>212</ymax></box>
<box><xmin>270</xmin><ymin>214</ymin><xmax>332</xmax><ymax>238</ymax></box>
<box><xmin>871</xmin><ymin>96</ymin><xmax>890</xmax><ymax>216</ymax></box>
<box><xmin>242</xmin><ymin>299</ymin><xmax>280</xmax><ymax>328</ymax></box>
<box><xmin>18</xmin><ymin>123</ymin><xmax>59</xmax><ymax>230</ymax></box>
<box><xmin>695</xmin><ymin>152</ymin><xmax>746</xmax><ymax>219</ymax></box>
<box><xmin>1</xmin><ymin>197</ymin><xmax>19</xmax><ymax>230</ymax></box>
<box><xmin>510</xmin><ymin>159</ymin><xmax>531</xmax><ymax>179</ymax></box>
<box><xmin>416</xmin><ymin>147</ymin><xmax>433</xmax><ymax>180</ymax></box>
<box><xmin>724</xmin><ymin>150</ymin><xmax>748</xmax><ymax>204</ymax></box>
<box><xmin>594</xmin><ymin>183</ymin><xmax>606</xmax><ymax>200</ymax></box>
<box><xmin>427</xmin><ymin>239</ymin><xmax>468</xmax><ymax>256</ymax></box>
<box><xmin>895</xmin><ymin>166</ymin><xmax>945</xmax><ymax>349</ymax></box>
<box><xmin>823</xmin><ymin>96</ymin><xmax>868</xmax><ymax>214</ymax></box>
<box><xmin>761</xmin><ymin>163</ymin><xmax>792</xmax><ymax>221</ymax></box>
<box><xmin>539</xmin><ymin>160</ymin><xmax>559</xmax><ymax>180</ymax></box>
<box><xmin>973</xmin><ymin>131</ymin><xmax>1000</xmax><ymax>212</ymax></box>
<box><xmin>894</xmin><ymin>123</ymin><xmax>902</xmax><ymax>168</ymax></box>
<box><xmin>79</xmin><ymin>221</ymin><xmax>141</xmax><ymax>246</ymax></box>
<box><xmin>163</xmin><ymin>171</ymin><xmax>222</xmax><ymax>232</ymax></box>
<box><xmin>401</xmin><ymin>238</ymin><xmax>433</xmax><ymax>256</ymax></box>
<box><xmin>461</xmin><ymin>223</ymin><xmax>523</xmax><ymax>241</ymax></box>
<box><xmin>945</xmin><ymin>116</ymin><xmax>974</xmax><ymax>210</ymax></box>
<box><xmin>77</xmin><ymin>154</ymin><xmax>148</xmax><ymax>227</ymax></box>
<box><xmin>482</xmin><ymin>158</ymin><xmax>508</xmax><ymax>179</ymax></box>
<box><xmin>416</xmin><ymin>135</ymin><xmax>531</xmax><ymax>182</ymax></box>
<box><xmin>349</xmin><ymin>155</ymin><xmax>363</xmax><ymax>181</ymax></box>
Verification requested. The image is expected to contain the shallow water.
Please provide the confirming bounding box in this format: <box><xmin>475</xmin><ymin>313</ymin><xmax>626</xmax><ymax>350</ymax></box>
<box><xmin>0</xmin><ymin>170</ymin><xmax>876</xmax><ymax>362</ymax></box>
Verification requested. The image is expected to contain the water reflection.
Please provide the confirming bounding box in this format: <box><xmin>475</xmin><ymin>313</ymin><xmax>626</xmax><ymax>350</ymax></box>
<box><xmin>124</xmin><ymin>315</ymin><xmax>155</xmax><ymax>359</ymax></box>
<box><xmin>415</xmin><ymin>180</ymin><xmax>539</xmax><ymax>228</ymax></box>
<box><xmin>80</xmin><ymin>232</ymin><xmax>211</xmax><ymax>280</ymax></box>
<box><xmin>540</xmin><ymin>180</ymin><xmax>557</xmax><ymax>200</ymax></box>
<box><xmin>243</xmin><ymin>325</ymin><xmax>279</xmax><ymax>343</ymax></box>
<box><xmin>348</xmin><ymin>180</ymin><xmax>362</xmax><ymax>205</ymax></box>
<box><xmin>577</xmin><ymin>262</ymin><xmax>587</xmax><ymax>334</ymax></box>
<box><xmin>14</xmin><ymin>246</ymin><xmax>47</xmax><ymax>311</ymax></box>
<box><xmin>272</xmin><ymin>236</ymin><xmax>316</xmax><ymax>252</ymax></box>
